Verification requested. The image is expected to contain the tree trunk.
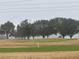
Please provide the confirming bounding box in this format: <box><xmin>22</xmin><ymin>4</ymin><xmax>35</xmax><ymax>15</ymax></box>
<box><xmin>27</xmin><ymin>36</ymin><xmax>30</xmax><ymax>40</ymax></box>
<box><xmin>6</xmin><ymin>33</ymin><xmax>9</xmax><ymax>39</ymax></box>
<box><xmin>5</xmin><ymin>31</ymin><xmax>9</xmax><ymax>39</ymax></box>
<box><xmin>62</xmin><ymin>35</ymin><xmax>65</xmax><ymax>38</ymax></box>
<box><xmin>70</xmin><ymin>35</ymin><xmax>73</xmax><ymax>39</ymax></box>
<box><xmin>32</xmin><ymin>36</ymin><xmax>35</xmax><ymax>40</ymax></box>
<box><xmin>70</xmin><ymin>37</ymin><xmax>72</xmax><ymax>39</ymax></box>
<box><xmin>42</xmin><ymin>35</ymin><xmax>45</xmax><ymax>38</ymax></box>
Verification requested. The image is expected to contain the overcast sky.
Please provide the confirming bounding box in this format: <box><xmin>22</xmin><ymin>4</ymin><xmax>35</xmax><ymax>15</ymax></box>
<box><xmin>0</xmin><ymin>0</ymin><xmax>79</xmax><ymax>26</ymax></box>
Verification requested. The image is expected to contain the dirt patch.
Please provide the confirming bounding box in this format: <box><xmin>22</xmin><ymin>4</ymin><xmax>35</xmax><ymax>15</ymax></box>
<box><xmin>0</xmin><ymin>51</ymin><xmax>79</xmax><ymax>59</ymax></box>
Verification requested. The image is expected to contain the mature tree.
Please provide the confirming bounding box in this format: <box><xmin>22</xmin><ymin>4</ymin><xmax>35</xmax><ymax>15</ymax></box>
<box><xmin>33</xmin><ymin>20</ymin><xmax>52</xmax><ymax>38</ymax></box>
<box><xmin>64</xmin><ymin>18</ymin><xmax>78</xmax><ymax>38</ymax></box>
<box><xmin>52</xmin><ymin>17</ymin><xmax>68</xmax><ymax>38</ymax></box>
<box><xmin>49</xmin><ymin>19</ymin><xmax>58</xmax><ymax>36</ymax></box>
<box><xmin>17</xmin><ymin>19</ymin><xmax>32</xmax><ymax>39</ymax></box>
<box><xmin>15</xmin><ymin>17</ymin><xmax>79</xmax><ymax>39</ymax></box>
<box><xmin>1</xmin><ymin>21</ymin><xmax>15</xmax><ymax>39</ymax></box>
<box><xmin>31</xmin><ymin>23</ymin><xmax>38</xmax><ymax>39</ymax></box>
<box><xmin>0</xmin><ymin>30</ymin><xmax>5</xmax><ymax>35</ymax></box>
<box><xmin>51</xmin><ymin>17</ymin><xmax>78</xmax><ymax>38</ymax></box>
<box><xmin>15</xmin><ymin>25</ymin><xmax>24</xmax><ymax>38</ymax></box>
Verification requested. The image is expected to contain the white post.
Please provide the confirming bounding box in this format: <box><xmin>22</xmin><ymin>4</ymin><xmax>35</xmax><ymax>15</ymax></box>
<box><xmin>37</xmin><ymin>43</ymin><xmax>40</xmax><ymax>48</ymax></box>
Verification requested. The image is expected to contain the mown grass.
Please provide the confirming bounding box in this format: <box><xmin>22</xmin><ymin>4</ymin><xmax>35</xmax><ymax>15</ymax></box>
<box><xmin>6</xmin><ymin>39</ymin><xmax>69</xmax><ymax>43</ymax></box>
<box><xmin>0</xmin><ymin>45</ymin><xmax>79</xmax><ymax>52</ymax></box>
<box><xmin>30</xmin><ymin>39</ymin><xmax>69</xmax><ymax>42</ymax></box>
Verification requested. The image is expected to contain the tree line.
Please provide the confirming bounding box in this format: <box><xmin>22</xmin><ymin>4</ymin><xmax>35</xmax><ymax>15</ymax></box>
<box><xmin>0</xmin><ymin>17</ymin><xmax>79</xmax><ymax>39</ymax></box>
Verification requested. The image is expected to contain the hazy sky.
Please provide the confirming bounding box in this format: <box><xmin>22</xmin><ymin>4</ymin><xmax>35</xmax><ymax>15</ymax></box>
<box><xmin>0</xmin><ymin>0</ymin><xmax>79</xmax><ymax>26</ymax></box>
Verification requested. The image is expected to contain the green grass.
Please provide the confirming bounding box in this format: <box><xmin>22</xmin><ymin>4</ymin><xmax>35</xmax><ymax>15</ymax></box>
<box><xmin>30</xmin><ymin>39</ymin><xmax>69</xmax><ymax>43</ymax></box>
<box><xmin>7</xmin><ymin>39</ymin><xmax>70</xmax><ymax>43</ymax></box>
<box><xmin>12</xmin><ymin>39</ymin><xmax>69</xmax><ymax>43</ymax></box>
<box><xmin>0</xmin><ymin>45</ymin><xmax>79</xmax><ymax>52</ymax></box>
